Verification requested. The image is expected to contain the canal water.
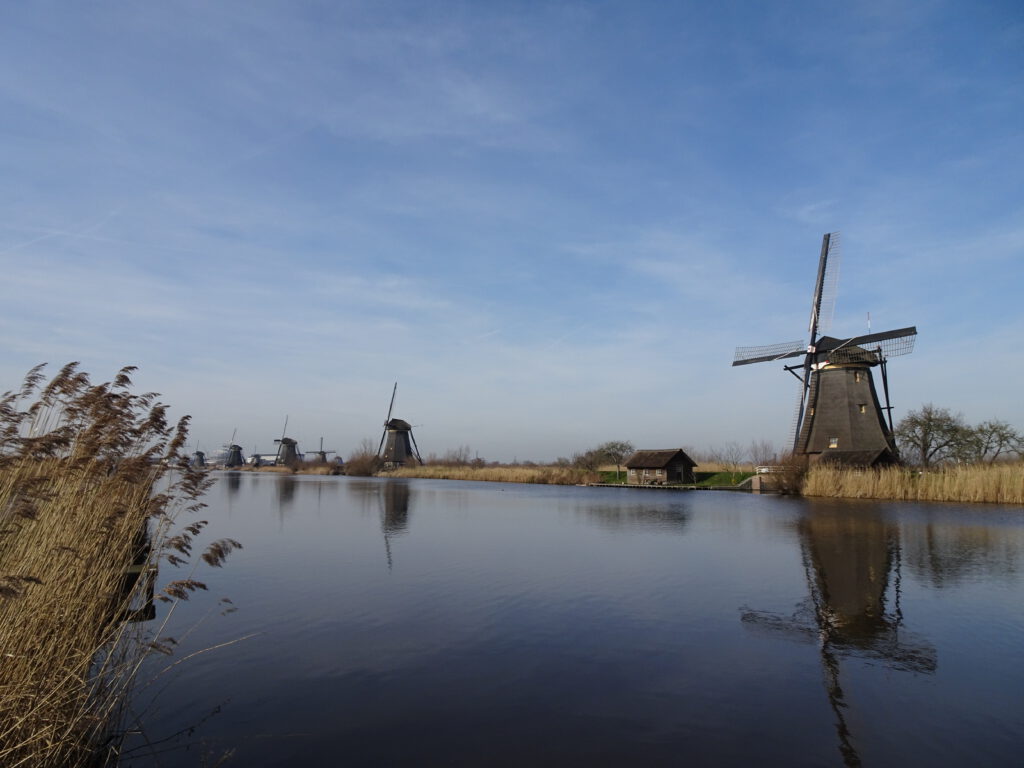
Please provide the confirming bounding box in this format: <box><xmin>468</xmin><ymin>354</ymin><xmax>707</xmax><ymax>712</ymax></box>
<box><xmin>122</xmin><ymin>473</ymin><xmax>1024</xmax><ymax>766</ymax></box>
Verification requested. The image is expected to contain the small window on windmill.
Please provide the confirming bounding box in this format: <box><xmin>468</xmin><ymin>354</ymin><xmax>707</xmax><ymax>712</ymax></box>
<box><xmin>828</xmin><ymin>437</ymin><xmax>839</xmax><ymax>448</ymax></box>
<box><xmin>858</xmin><ymin>404</ymin><xmax>867</xmax><ymax>414</ymax></box>
<box><xmin>854</xmin><ymin>371</ymin><xmax>863</xmax><ymax>383</ymax></box>
<box><xmin>808</xmin><ymin>407</ymin><xmax>815</xmax><ymax>416</ymax></box>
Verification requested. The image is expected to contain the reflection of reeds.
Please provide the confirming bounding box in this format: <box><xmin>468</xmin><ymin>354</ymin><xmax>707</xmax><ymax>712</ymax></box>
<box><xmin>803</xmin><ymin>462</ymin><xmax>1024</xmax><ymax>504</ymax></box>
<box><xmin>385</xmin><ymin>464</ymin><xmax>598</xmax><ymax>485</ymax></box>
<box><xmin>0</xmin><ymin>364</ymin><xmax>213</xmax><ymax>767</ymax></box>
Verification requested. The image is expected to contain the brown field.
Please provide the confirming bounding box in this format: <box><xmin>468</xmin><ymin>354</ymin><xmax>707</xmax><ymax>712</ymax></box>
<box><xmin>0</xmin><ymin>365</ymin><xmax>214</xmax><ymax>767</ymax></box>
<box><xmin>803</xmin><ymin>462</ymin><xmax>1024</xmax><ymax>505</ymax></box>
<box><xmin>385</xmin><ymin>464</ymin><xmax>599</xmax><ymax>485</ymax></box>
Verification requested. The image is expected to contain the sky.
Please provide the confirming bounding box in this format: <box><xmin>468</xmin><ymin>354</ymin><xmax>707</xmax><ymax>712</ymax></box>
<box><xmin>1</xmin><ymin>0</ymin><xmax>1021</xmax><ymax>462</ymax></box>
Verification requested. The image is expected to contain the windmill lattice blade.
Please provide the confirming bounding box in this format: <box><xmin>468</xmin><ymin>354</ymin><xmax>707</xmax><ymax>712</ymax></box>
<box><xmin>818</xmin><ymin>327</ymin><xmax>917</xmax><ymax>362</ymax></box>
<box><xmin>816</xmin><ymin>232</ymin><xmax>841</xmax><ymax>334</ymax></box>
<box><xmin>733</xmin><ymin>340</ymin><xmax>806</xmax><ymax>367</ymax></box>
<box><xmin>385</xmin><ymin>382</ymin><xmax>397</xmax><ymax>424</ymax></box>
<box><xmin>789</xmin><ymin>377</ymin><xmax>806</xmax><ymax>452</ymax></box>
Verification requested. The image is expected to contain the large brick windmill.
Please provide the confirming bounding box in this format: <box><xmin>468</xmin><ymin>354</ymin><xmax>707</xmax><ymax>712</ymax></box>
<box><xmin>732</xmin><ymin>233</ymin><xmax>917</xmax><ymax>466</ymax></box>
<box><xmin>376</xmin><ymin>382</ymin><xmax>423</xmax><ymax>469</ymax></box>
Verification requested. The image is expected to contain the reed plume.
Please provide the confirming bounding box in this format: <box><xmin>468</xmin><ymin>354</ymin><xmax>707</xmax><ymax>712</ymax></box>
<box><xmin>0</xmin><ymin>363</ymin><xmax>217</xmax><ymax>767</ymax></box>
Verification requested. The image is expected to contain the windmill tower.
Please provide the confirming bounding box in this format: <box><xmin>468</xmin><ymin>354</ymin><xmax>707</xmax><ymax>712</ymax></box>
<box><xmin>733</xmin><ymin>233</ymin><xmax>917</xmax><ymax>466</ymax></box>
<box><xmin>273</xmin><ymin>416</ymin><xmax>301</xmax><ymax>469</ymax></box>
<box><xmin>224</xmin><ymin>444</ymin><xmax>245</xmax><ymax>468</ymax></box>
<box><xmin>310</xmin><ymin>437</ymin><xmax>337</xmax><ymax>464</ymax></box>
<box><xmin>376</xmin><ymin>383</ymin><xmax>423</xmax><ymax>469</ymax></box>
<box><xmin>223</xmin><ymin>428</ymin><xmax>245</xmax><ymax>468</ymax></box>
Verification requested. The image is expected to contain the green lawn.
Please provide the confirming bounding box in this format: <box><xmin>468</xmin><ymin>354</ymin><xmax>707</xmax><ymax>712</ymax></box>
<box><xmin>695</xmin><ymin>471</ymin><xmax>754</xmax><ymax>486</ymax></box>
<box><xmin>597</xmin><ymin>470</ymin><xmax>754</xmax><ymax>486</ymax></box>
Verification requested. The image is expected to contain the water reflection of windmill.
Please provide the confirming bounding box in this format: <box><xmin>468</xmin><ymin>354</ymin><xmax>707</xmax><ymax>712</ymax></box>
<box><xmin>732</xmin><ymin>233</ymin><xmax>917</xmax><ymax>466</ymax></box>
<box><xmin>741</xmin><ymin>508</ymin><xmax>936</xmax><ymax>767</ymax></box>
<box><xmin>376</xmin><ymin>383</ymin><xmax>423</xmax><ymax>469</ymax></box>
<box><xmin>378</xmin><ymin>481</ymin><xmax>412</xmax><ymax>570</ymax></box>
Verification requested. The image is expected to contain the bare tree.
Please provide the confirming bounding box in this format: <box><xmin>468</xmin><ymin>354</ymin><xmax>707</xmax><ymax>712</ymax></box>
<box><xmin>896</xmin><ymin>404</ymin><xmax>969</xmax><ymax>467</ymax></box>
<box><xmin>749</xmin><ymin>439</ymin><xmax>776</xmax><ymax>466</ymax></box>
<box><xmin>709</xmin><ymin>442</ymin><xmax>747</xmax><ymax>483</ymax></box>
<box><xmin>572</xmin><ymin>448</ymin><xmax>604</xmax><ymax>471</ymax></box>
<box><xmin>344</xmin><ymin>437</ymin><xmax>381</xmax><ymax>476</ymax></box>
<box><xmin>597</xmin><ymin>440</ymin><xmax>635</xmax><ymax>480</ymax></box>
<box><xmin>969</xmin><ymin>419</ymin><xmax>1022</xmax><ymax>463</ymax></box>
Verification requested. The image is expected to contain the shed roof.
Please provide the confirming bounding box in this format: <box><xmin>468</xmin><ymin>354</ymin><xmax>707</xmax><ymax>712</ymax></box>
<box><xmin>625</xmin><ymin>449</ymin><xmax>697</xmax><ymax>469</ymax></box>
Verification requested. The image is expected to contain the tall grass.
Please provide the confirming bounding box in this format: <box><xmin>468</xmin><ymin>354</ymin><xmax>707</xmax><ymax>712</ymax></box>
<box><xmin>386</xmin><ymin>464</ymin><xmax>598</xmax><ymax>485</ymax></box>
<box><xmin>803</xmin><ymin>462</ymin><xmax>1024</xmax><ymax>504</ymax></box>
<box><xmin>0</xmin><ymin>364</ymin><xmax>216</xmax><ymax>767</ymax></box>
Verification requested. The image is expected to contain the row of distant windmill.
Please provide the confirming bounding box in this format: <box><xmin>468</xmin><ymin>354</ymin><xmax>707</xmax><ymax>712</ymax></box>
<box><xmin>194</xmin><ymin>233</ymin><xmax>917</xmax><ymax>471</ymax></box>
<box><xmin>190</xmin><ymin>383</ymin><xmax>424</xmax><ymax>470</ymax></box>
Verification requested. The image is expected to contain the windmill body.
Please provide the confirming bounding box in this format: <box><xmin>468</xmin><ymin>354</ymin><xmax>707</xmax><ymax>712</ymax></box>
<box><xmin>733</xmin><ymin>233</ymin><xmax>916</xmax><ymax>467</ymax></box>
<box><xmin>794</xmin><ymin>339</ymin><xmax>903</xmax><ymax>465</ymax></box>
<box><xmin>381</xmin><ymin>419</ymin><xmax>419</xmax><ymax>467</ymax></box>
<box><xmin>275</xmin><ymin>437</ymin><xmax>301</xmax><ymax>468</ymax></box>
<box><xmin>224</xmin><ymin>444</ymin><xmax>245</xmax><ymax>468</ymax></box>
<box><xmin>376</xmin><ymin>383</ymin><xmax>424</xmax><ymax>469</ymax></box>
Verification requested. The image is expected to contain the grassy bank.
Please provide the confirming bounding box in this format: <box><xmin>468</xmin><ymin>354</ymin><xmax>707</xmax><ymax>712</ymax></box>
<box><xmin>803</xmin><ymin>462</ymin><xmax>1024</xmax><ymax>504</ymax></box>
<box><xmin>0</xmin><ymin>365</ymin><xmax>215</xmax><ymax>767</ymax></box>
<box><xmin>385</xmin><ymin>464</ymin><xmax>599</xmax><ymax>485</ymax></box>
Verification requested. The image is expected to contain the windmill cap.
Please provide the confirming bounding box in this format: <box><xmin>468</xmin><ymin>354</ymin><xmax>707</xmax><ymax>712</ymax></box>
<box><xmin>386</xmin><ymin>418</ymin><xmax>413</xmax><ymax>430</ymax></box>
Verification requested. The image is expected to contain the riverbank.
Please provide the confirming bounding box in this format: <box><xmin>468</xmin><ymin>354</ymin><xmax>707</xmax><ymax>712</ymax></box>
<box><xmin>0</xmin><ymin>365</ymin><xmax>212</xmax><ymax>767</ymax></box>
<box><xmin>803</xmin><ymin>462</ymin><xmax>1024</xmax><ymax>504</ymax></box>
<box><xmin>241</xmin><ymin>460</ymin><xmax>1024</xmax><ymax>505</ymax></box>
<box><xmin>384</xmin><ymin>464</ymin><xmax>598</xmax><ymax>485</ymax></box>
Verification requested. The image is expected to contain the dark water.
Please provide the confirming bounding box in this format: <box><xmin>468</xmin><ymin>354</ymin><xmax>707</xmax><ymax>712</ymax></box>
<box><xmin>122</xmin><ymin>473</ymin><xmax>1024</xmax><ymax>767</ymax></box>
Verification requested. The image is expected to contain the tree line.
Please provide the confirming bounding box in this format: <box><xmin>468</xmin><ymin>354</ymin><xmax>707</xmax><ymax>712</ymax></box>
<box><xmin>895</xmin><ymin>404</ymin><xmax>1022</xmax><ymax>467</ymax></box>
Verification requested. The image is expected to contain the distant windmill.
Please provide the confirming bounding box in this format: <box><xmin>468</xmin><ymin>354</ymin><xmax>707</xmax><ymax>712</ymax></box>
<box><xmin>310</xmin><ymin>437</ymin><xmax>337</xmax><ymax>464</ymax></box>
<box><xmin>732</xmin><ymin>233</ymin><xmax>917</xmax><ymax>466</ymax></box>
<box><xmin>376</xmin><ymin>383</ymin><xmax>423</xmax><ymax>468</ymax></box>
<box><xmin>224</xmin><ymin>444</ymin><xmax>245</xmax><ymax>468</ymax></box>
<box><xmin>189</xmin><ymin>450</ymin><xmax>206</xmax><ymax>468</ymax></box>
<box><xmin>224</xmin><ymin>428</ymin><xmax>245</xmax><ymax>468</ymax></box>
<box><xmin>274</xmin><ymin>416</ymin><xmax>301</xmax><ymax>469</ymax></box>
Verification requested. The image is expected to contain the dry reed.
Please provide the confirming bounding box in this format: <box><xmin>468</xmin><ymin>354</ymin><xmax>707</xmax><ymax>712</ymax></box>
<box><xmin>0</xmin><ymin>364</ymin><xmax>217</xmax><ymax>767</ymax></box>
<box><xmin>803</xmin><ymin>462</ymin><xmax>1024</xmax><ymax>505</ymax></box>
<box><xmin>385</xmin><ymin>464</ymin><xmax>598</xmax><ymax>485</ymax></box>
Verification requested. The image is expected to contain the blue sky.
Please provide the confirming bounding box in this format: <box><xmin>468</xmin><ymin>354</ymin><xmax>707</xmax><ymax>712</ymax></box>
<box><xmin>1</xmin><ymin>1</ymin><xmax>1021</xmax><ymax>461</ymax></box>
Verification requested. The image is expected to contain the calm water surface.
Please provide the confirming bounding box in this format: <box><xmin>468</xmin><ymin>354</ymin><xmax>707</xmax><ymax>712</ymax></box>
<box><xmin>122</xmin><ymin>473</ymin><xmax>1024</xmax><ymax>766</ymax></box>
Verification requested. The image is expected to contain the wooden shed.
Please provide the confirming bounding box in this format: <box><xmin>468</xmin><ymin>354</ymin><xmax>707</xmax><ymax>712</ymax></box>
<box><xmin>625</xmin><ymin>449</ymin><xmax>697</xmax><ymax>485</ymax></box>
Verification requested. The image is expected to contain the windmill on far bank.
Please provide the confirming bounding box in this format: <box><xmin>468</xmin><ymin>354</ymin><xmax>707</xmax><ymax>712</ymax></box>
<box><xmin>376</xmin><ymin>383</ymin><xmax>423</xmax><ymax>469</ymax></box>
<box><xmin>224</xmin><ymin>444</ymin><xmax>246</xmax><ymax>468</ymax></box>
<box><xmin>223</xmin><ymin>428</ymin><xmax>245</xmax><ymax>468</ymax></box>
<box><xmin>732</xmin><ymin>233</ymin><xmax>917</xmax><ymax>467</ymax></box>
<box><xmin>310</xmin><ymin>437</ymin><xmax>337</xmax><ymax>464</ymax></box>
<box><xmin>274</xmin><ymin>416</ymin><xmax>301</xmax><ymax>469</ymax></box>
